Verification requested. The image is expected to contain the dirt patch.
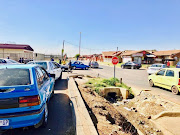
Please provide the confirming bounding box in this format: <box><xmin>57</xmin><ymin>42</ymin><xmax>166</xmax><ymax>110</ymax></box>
<box><xmin>75</xmin><ymin>78</ymin><xmax>138</xmax><ymax>135</ymax></box>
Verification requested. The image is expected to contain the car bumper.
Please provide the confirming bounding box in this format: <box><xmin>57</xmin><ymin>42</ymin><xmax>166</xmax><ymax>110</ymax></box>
<box><xmin>0</xmin><ymin>105</ymin><xmax>45</xmax><ymax>129</ymax></box>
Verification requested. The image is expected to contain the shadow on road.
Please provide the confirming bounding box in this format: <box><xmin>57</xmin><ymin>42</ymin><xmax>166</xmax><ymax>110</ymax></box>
<box><xmin>2</xmin><ymin>79</ymin><xmax>74</xmax><ymax>135</ymax></box>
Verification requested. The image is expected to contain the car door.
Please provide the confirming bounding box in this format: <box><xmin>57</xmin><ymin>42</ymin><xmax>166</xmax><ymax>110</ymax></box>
<box><xmin>153</xmin><ymin>69</ymin><xmax>166</xmax><ymax>87</ymax></box>
<box><xmin>124</xmin><ymin>62</ymin><xmax>128</xmax><ymax>69</ymax></box>
<box><xmin>49</xmin><ymin>62</ymin><xmax>59</xmax><ymax>80</ymax></box>
<box><xmin>52</xmin><ymin>62</ymin><xmax>61</xmax><ymax>78</ymax></box>
<box><xmin>163</xmin><ymin>69</ymin><xmax>176</xmax><ymax>90</ymax></box>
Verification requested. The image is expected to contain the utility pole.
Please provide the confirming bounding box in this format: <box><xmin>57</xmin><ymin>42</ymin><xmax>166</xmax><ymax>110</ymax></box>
<box><xmin>79</xmin><ymin>32</ymin><xmax>81</xmax><ymax>55</ymax></box>
<box><xmin>62</xmin><ymin>40</ymin><xmax>65</xmax><ymax>60</ymax></box>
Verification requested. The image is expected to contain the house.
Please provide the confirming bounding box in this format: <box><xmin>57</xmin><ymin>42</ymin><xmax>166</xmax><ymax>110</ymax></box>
<box><xmin>102</xmin><ymin>51</ymin><xmax>118</xmax><ymax>62</ymax></box>
<box><xmin>153</xmin><ymin>50</ymin><xmax>180</xmax><ymax>66</ymax></box>
<box><xmin>0</xmin><ymin>43</ymin><xmax>34</xmax><ymax>61</ymax></box>
<box><xmin>121</xmin><ymin>50</ymin><xmax>155</xmax><ymax>64</ymax></box>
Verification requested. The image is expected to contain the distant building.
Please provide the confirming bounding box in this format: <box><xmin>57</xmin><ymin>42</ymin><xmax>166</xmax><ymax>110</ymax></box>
<box><xmin>102</xmin><ymin>51</ymin><xmax>116</xmax><ymax>62</ymax></box>
<box><xmin>0</xmin><ymin>43</ymin><xmax>34</xmax><ymax>61</ymax></box>
<box><xmin>153</xmin><ymin>50</ymin><xmax>180</xmax><ymax>66</ymax></box>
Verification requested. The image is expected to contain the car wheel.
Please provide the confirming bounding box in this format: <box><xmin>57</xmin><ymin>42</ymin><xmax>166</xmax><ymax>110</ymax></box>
<box><xmin>149</xmin><ymin>79</ymin><xmax>154</xmax><ymax>87</ymax></box>
<box><xmin>42</xmin><ymin>103</ymin><xmax>48</xmax><ymax>128</ymax></box>
<box><xmin>85</xmin><ymin>67</ymin><xmax>88</xmax><ymax>70</ymax></box>
<box><xmin>73</xmin><ymin>66</ymin><xmax>76</xmax><ymax>70</ymax></box>
<box><xmin>171</xmin><ymin>86</ymin><xmax>179</xmax><ymax>95</ymax></box>
<box><xmin>121</xmin><ymin>66</ymin><xmax>124</xmax><ymax>69</ymax></box>
<box><xmin>62</xmin><ymin>68</ymin><xmax>65</xmax><ymax>72</ymax></box>
<box><xmin>131</xmin><ymin>66</ymin><xmax>134</xmax><ymax>69</ymax></box>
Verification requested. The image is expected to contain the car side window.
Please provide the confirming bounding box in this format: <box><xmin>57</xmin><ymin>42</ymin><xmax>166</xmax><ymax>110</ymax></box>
<box><xmin>52</xmin><ymin>62</ymin><xmax>58</xmax><ymax>69</ymax></box>
<box><xmin>49</xmin><ymin>62</ymin><xmax>54</xmax><ymax>70</ymax></box>
<box><xmin>40</xmin><ymin>68</ymin><xmax>49</xmax><ymax>81</ymax></box>
<box><xmin>165</xmin><ymin>70</ymin><xmax>174</xmax><ymax>77</ymax></box>
<box><xmin>35</xmin><ymin>67</ymin><xmax>45</xmax><ymax>89</ymax></box>
<box><xmin>156</xmin><ymin>69</ymin><xmax>165</xmax><ymax>76</ymax></box>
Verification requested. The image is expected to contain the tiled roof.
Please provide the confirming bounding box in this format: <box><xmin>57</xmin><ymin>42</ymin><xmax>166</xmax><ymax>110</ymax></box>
<box><xmin>0</xmin><ymin>44</ymin><xmax>34</xmax><ymax>51</ymax></box>
<box><xmin>102</xmin><ymin>51</ymin><xmax>116</xmax><ymax>56</ymax></box>
<box><xmin>121</xmin><ymin>50</ymin><xmax>143</xmax><ymax>56</ymax></box>
<box><xmin>153</xmin><ymin>50</ymin><xmax>180</xmax><ymax>56</ymax></box>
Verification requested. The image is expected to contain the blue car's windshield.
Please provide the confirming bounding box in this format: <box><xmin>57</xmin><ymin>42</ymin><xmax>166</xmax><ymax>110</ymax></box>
<box><xmin>0</xmin><ymin>69</ymin><xmax>31</xmax><ymax>86</ymax></box>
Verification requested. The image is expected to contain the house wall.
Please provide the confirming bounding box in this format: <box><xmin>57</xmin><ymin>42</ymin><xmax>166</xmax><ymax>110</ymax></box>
<box><xmin>34</xmin><ymin>53</ymin><xmax>45</xmax><ymax>60</ymax></box>
<box><xmin>0</xmin><ymin>48</ymin><xmax>33</xmax><ymax>61</ymax></box>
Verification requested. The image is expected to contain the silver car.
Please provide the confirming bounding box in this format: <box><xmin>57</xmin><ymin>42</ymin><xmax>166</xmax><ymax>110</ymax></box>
<box><xmin>147</xmin><ymin>64</ymin><xmax>167</xmax><ymax>75</ymax></box>
<box><xmin>91</xmin><ymin>61</ymin><xmax>99</xmax><ymax>68</ymax></box>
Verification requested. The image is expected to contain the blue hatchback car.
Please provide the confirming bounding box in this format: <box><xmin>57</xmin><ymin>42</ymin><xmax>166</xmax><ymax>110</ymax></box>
<box><xmin>71</xmin><ymin>61</ymin><xmax>89</xmax><ymax>70</ymax></box>
<box><xmin>0</xmin><ymin>64</ymin><xmax>55</xmax><ymax>130</ymax></box>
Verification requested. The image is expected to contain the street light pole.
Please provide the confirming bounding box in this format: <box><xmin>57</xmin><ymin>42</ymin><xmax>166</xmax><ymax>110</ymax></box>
<box><xmin>62</xmin><ymin>40</ymin><xmax>65</xmax><ymax>60</ymax></box>
<box><xmin>79</xmin><ymin>32</ymin><xmax>81</xmax><ymax>55</ymax></box>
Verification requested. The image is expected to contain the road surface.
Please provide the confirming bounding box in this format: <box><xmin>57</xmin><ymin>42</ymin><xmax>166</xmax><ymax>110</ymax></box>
<box><xmin>72</xmin><ymin>63</ymin><xmax>180</xmax><ymax>104</ymax></box>
<box><xmin>2</xmin><ymin>73</ymin><xmax>73</xmax><ymax>135</ymax></box>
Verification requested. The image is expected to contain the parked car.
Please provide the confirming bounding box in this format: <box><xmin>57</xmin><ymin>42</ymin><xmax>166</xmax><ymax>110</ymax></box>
<box><xmin>0</xmin><ymin>58</ymin><xmax>20</xmax><ymax>64</ymax></box>
<box><xmin>71</xmin><ymin>61</ymin><xmax>89</xmax><ymax>70</ymax></box>
<box><xmin>0</xmin><ymin>64</ymin><xmax>55</xmax><ymax>130</ymax></box>
<box><xmin>147</xmin><ymin>64</ymin><xmax>167</xmax><ymax>75</ymax></box>
<box><xmin>90</xmin><ymin>61</ymin><xmax>99</xmax><ymax>68</ymax></box>
<box><xmin>27</xmin><ymin>61</ymin><xmax>62</xmax><ymax>80</ymax></box>
<box><xmin>148</xmin><ymin>68</ymin><xmax>180</xmax><ymax>94</ymax></box>
<box><xmin>176</xmin><ymin>62</ymin><xmax>180</xmax><ymax>68</ymax></box>
<box><xmin>61</xmin><ymin>65</ymin><xmax>69</xmax><ymax>72</ymax></box>
<box><xmin>121</xmin><ymin>62</ymin><xmax>141</xmax><ymax>69</ymax></box>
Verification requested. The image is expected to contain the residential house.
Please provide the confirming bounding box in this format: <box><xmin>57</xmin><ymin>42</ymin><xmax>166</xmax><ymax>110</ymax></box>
<box><xmin>153</xmin><ymin>50</ymin><xmax>180</xmax><ymax>66</ymax></box>
<box><xmin>102</xmin><ymin>51</ymin><xmax>119</xmax><ymax>62</ymax></box>
<box><xmin>121</xmin><ymin>50</ymin><xmax>155</xmax><ymax>64</ymax></box>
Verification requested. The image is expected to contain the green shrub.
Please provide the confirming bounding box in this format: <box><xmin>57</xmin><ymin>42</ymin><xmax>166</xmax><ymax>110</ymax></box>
<box><xmin>94</xmin><ymin>87</ymin><xmax>100</xmax><ymax>94</ymax></box>
<box><xmin>103</xmin><ymin>78</ymin><xmax>119</xmax><ymax>86</ymax></box>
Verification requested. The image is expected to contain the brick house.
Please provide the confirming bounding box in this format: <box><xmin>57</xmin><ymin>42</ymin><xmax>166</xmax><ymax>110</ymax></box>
<box><xmin>153</xmin><ymin>50</ymin><xmax>180</xmax><ymax>66</ymax></box>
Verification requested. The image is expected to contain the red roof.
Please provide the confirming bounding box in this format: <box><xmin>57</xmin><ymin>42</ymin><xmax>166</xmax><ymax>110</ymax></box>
<box><xmin>0</xmin><ymin>44</ymin><xmax>34</xmax><ymax>51</ymax></box>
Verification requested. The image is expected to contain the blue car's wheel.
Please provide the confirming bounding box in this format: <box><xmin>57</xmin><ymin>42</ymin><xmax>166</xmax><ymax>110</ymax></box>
<box><xmin>73</xmin><ymin>66</ymin><xmax>76</xmax><ymax>70</ymax></box>
<box><xmin>42</xmin><ymin>103</ymin><xmax>48</xmax><ymax>127</ymax></box>
<box><xmin>85</xmin><ymin>67</ymin><xmax>88</xmax><ymax>70</ymax></box>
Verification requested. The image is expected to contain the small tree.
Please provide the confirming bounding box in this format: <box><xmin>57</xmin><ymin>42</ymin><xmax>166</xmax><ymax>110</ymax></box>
<box><xmin>75</xmin><ymin>54</ymin><xmax>80</xmax><ymax>58</ymax></box>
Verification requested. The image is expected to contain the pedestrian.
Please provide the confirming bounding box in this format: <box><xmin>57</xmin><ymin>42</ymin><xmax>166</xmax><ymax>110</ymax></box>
<box><xmin>59</xmin><ymin>59</ymin><xmax>61</xmax><ymax>64</ymax></box>
<box><xmin>51</xmin><ymin>57</ymin><xmax>54</xmax><ymax>61</ymax></box>
<box><xmin>89</xmin><ymin>61</ymin><xmax>91</xmax><ymax>68</ymax></box>
<box><xmin>167</xmin><ymin>61</ymin><xmax>170</xmax><ymax>68</ymax></box>
<box><xmin>22</xmin><ymin>57</ymin><xmax>24</xmax><ymax>63</ymax></box>
<box><xmin>19</xmin><ymin>58</ymin><xmax>22</xmax><ymax>63</ymax></box>
<box><xmin>62</xmin><ymin>59</ymin><xmax>66</xmax><ymax>65</ymax></box>
<box><xmin>68</xmin><ymin>60</ymin><xmax>72</xmax><ymax>73</ymax></box>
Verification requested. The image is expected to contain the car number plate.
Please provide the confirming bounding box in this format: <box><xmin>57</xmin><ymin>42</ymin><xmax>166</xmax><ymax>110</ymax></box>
<box><xmin>0</xmin><ymin>120</ymin><xmax>9</xmax><ymax>126</ymax></box>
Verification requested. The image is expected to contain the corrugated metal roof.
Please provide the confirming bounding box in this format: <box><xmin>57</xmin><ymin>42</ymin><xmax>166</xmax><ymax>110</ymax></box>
<box><xmin>0</xmin><ymin>44</ymin><xmax>34</xmax><ymax>51</ymax></box>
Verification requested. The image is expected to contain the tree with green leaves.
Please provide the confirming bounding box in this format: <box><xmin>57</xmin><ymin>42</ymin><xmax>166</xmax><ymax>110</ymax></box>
<box><xmin>75</xmin><ymin>54</ymin><xmax>80</xmax><ymax>58</ymax></box>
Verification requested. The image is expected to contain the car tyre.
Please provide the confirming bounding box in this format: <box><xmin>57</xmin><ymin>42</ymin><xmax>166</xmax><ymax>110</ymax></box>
<box><xmin>42</xmin><ymin>103</ymin><xmax>48</xmax><ymax>128</ymax></box>
<box><xmin>121</xmin><ymin>66</ymin><xmax>124</xmax><ymax>69</ymax></box>
<box><xmin>171</xmin><ymin>86</ymin><xmax>179</xmax><ymax>95</ymax></box>
<box><xmin>85</xmin><ymin>67</ymin><xmax>88</xmax><ymax>70</ymax></box>
<box><xmin>73</xmin><ymin>66</ymin><xmax>76</xmax><ymax>70</ymax></box>
<box><xmin>131</xmin><ymin>66</ymin><xmax>134</xmax><ymax>69</ymax></box>
<box><xmin>62</xmin><ymin>68</ymin><xmax>65</xmax><ymax>72</ymax></box>
<box><xmin>149</xmin><ymin>79</ymin><xmax>154</xmax><ymax>87</ymax></box>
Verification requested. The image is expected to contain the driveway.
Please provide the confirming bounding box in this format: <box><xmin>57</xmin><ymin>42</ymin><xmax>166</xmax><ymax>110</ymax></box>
<box><xmin>72</xmin><ymin>64</ymin><xmax>180</xmax><ymax>104</ymax></box>
<box><xmin>2</xmin><ymin>73</ymin><xmax>74</xmax><ymax>135</ymax></box>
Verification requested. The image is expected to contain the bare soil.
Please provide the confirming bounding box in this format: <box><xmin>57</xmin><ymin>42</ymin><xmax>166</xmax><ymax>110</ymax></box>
<box><xmin>75</xmin><ymin>77</ymin><xmax>178</xmax><ymax>135</ymax></box>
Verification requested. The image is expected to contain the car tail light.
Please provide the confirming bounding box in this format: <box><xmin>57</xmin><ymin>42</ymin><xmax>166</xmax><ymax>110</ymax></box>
<box><xmin>19</xmin><ymin>95</ymin><xmax>40</xmax><ymax>107</ymax></box>
<box><xmin>178</xmin><ymin>79</ymin><xmax>180</xmax><ymax>85</ymax></box>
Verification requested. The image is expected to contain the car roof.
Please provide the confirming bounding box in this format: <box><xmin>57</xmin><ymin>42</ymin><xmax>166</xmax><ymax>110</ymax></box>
<box><xmin>163</xmin><ymin>68</ymin><xmax>180</xmax><ymax>71</ymax></box>
<box><xmin>30</xmin><ymin>60</ymin><xmax>50</xmax><ymax>62</ymax></box>
<box><xmin>0</xmin><ymin>64</ymin><xmax>38</xmax><ymax>69</ymax></box>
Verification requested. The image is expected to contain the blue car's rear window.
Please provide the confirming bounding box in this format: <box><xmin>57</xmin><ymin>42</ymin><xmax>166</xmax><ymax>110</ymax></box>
<box><xmin>35</xmin><ymin>62</ymin><xmax>47</xmax><ymax>69</ymax></box>
<box><xmin>0</xmin><ymin>69</ymin><xmax>31</xmax><ymax>86</ymax></box>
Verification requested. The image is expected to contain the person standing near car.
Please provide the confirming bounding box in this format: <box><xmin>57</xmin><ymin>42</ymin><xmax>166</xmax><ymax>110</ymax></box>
<box><xmin>89</xmin><ymin>60</ymin><xmax>91</xmax><ymax>68</ymax></box>
<box><xmin>68</xmin><ymin>60</ymin><xmax>72</xmax><ymax>73</ymax></box>
<box><xmin>59</xmin><ymin>59</ymin><xmax>61</xmax><ymax>64</ymax></box>
<box><xmin>167</xmin><ymin>61</ymin><xmax>170</xmax><ymax>68</ymax></box>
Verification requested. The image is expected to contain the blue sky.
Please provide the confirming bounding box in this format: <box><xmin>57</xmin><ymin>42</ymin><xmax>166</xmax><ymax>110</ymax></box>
<box><xmin>0</xmin><ymin>0</ymin><xmax>180</xmax><ymax>56</ymax></box>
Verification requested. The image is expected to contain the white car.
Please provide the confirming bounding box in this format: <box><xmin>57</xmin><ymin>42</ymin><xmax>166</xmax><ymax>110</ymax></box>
<box><xmin>27</xmin><ymin>61</ymin><xmax>62</xmax><ymax>80</ymax></box>
<box><xmin>0</xmin><ymin>58</ymin><xmax>20</xmax><ymax>64</ymax></box>
<box><xmin>147</xmin><ymin>64</ymin><xmax>167</xmax><ymax>75</ymax></box>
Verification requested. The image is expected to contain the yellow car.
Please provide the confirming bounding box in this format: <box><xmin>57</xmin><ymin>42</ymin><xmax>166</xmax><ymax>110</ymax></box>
<box><xmin>148</xmin><ymin>68</ymin><xmax>180</xmax><ymax>95</ymax></box>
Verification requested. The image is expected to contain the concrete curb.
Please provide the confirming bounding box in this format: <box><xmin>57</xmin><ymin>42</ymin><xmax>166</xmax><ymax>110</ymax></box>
<box><xmin>153</xmin><ymin>111</ymin><xmax>180</xmax><ymax>120</ymax></box>
<box><xmin>68</xmin><ymin>76</ymin><xmax>98</xmax><ymax>135</ymax></box>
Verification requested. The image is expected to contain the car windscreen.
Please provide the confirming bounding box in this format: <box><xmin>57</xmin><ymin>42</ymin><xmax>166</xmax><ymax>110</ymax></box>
<box><xmin>8</xmin><ymin>59</ymin><xmax>18</xmax><ymax>63</ymax></box>
<box><xmin>0</xmin><ymin>68</ymin><xmax>31</xmax><ymax>86</ymax></box>
<box><xmin>151</xmin><ymin>64</ymin><xmax>162</xmax><ymax>67</ymax></box>
<box><xmin>35</xmin><ymin>62</ymin><xmax>47</xmax><ymax>69</ymax></box>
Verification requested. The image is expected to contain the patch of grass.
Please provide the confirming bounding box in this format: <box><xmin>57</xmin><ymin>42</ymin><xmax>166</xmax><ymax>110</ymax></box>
<box><xmin>86</xmin><ymin>77</ymin><xmax>134</xmax><ymax>96</ymax></box>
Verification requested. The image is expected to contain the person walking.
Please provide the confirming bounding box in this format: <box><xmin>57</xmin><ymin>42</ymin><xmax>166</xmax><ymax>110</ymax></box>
<box><xmin>68</xmin><ymin>60</ymin><xmax>72</xmax><ymax>73</ymax></box>
<box><xmin>89</xmin><ymin>60</ymin><xmax>91</xmax><ymax>68</ymax></box>
<box><xmin>167</xmin><ymin>61</ymin><xmax>170</xmax><ymax>68</ymax></box>
<box><xmin>59</xmin><ymin>59</ymin><xmax>61</xmax><ymax>64</ymax></box>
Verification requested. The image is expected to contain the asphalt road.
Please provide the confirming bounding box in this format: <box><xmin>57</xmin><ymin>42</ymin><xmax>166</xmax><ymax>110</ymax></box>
<box><xmin>2</xmin><ymin>74</ymin><xmax>73</xmax><ymax>135</ymax></box>
<box><xmin>73</xmin><ymin>63</ymin><xmax>180</xmax><ymax>104</ymax></box>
